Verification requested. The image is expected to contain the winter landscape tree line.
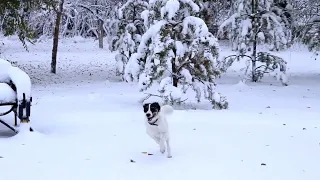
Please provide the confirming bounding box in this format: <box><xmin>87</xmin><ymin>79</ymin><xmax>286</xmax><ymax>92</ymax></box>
<box><xmin>0</xmin><ymin>0</ymin><xmax>319</xmax><ymax>109</ymax></box>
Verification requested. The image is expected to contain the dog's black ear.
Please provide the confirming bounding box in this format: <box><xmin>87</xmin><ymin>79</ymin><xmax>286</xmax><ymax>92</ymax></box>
<box><xmin>143</xmin><ymin>103</ymin><xmax>149</xmax><ymax>112</ymax></box>
<box><xmin>143</xmin><ymin>103</ymin><xmax>149</xmax><ymax>109</ymax></box>
<box><xmin>151</xmin><ymin>102</ymin><xmax>161</xmax><ymax>111</ymax></box>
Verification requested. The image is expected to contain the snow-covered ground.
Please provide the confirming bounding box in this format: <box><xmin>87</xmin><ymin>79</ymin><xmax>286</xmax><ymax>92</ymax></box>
<box><xmin>0</xmin><ymin>36</ymin><xmax>319</xmax><ymax>180</ymax></box>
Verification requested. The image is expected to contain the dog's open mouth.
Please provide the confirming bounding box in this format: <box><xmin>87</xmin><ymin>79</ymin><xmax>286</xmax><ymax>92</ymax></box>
<box><xmin>147</xmin><ymin>117</ymin><xmax>153</xmax><ymax>121</ymax></box>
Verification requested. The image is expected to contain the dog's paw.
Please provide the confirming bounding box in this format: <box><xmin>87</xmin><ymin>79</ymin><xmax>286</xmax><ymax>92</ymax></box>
<box><xmin>167</xmin><ymin>155</ymin><xmax>172</xmax><ymax>158</ymax></box>
<box><xmin>160</xmin><ymin>147</ymin><xmax>165</xmax><ymax>153</ymax></box>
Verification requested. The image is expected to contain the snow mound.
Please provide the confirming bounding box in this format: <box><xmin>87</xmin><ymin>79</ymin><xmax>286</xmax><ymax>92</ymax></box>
<box><xmin>0</xmin><ymin>83</ymin><xmax>16</xmax><ymax>103</ymax></box>
<box><xmin>0</xmin><ymin>58</ymin><xmax>32</xmax><ymax>102</ymax></box>
<box><xmin>10</xmin><ymin>124</ymin><xmax>44</xmax><ymax>142</ymax></box>
<box><xmin>234</xmin><ymin>80</ymin><xmax>248</xmax><ymax>88</ymax></box>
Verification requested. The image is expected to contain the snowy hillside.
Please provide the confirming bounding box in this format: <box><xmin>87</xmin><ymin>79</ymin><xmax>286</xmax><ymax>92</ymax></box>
<box><xmin>0</xmin><ymin>36</ymin><xmax>319</xmax><ymax>180</ymax></box>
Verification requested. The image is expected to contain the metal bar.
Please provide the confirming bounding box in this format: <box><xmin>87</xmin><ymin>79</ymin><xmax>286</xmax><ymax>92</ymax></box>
<box><xmin>0</xmin><ymin>119</ymin><xmax>18</xmax><ymax>134</ymax></box>
<box><xmin>0</xmin><ymin>105</ymin><xmax>16</xmax><ymax>116</ymax></box>
<box><xmin>0</xmin><ymin>103</ymin><xmax>16</xmax><ymax>106</ymax></box>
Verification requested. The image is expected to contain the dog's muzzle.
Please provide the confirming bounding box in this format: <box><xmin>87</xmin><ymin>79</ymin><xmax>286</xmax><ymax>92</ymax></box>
<box><xmin>146</xmin><ymin>113</ymin><xmax>152</xmax><ymax>120</ymax></box>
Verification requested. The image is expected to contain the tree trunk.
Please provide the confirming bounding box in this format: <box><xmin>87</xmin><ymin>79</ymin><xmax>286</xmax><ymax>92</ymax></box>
<box><xmin>51</xmin><ymin>0</ymin><xmax>64</xmax><ymax>74</ymax></box>
<box><xmin>96</xmin><ymin>0</ymin><xmax>103</xmax><ymax>49</ymax></box>
<box><xmin>98</xmin><ymin>19</ymin><xmax>103</xmax><ymax>49</ymax></box>
<box><xmin>251</xmin><ymin>0</ymin><xmax>258</xmax><ymax>82</ymax></box>
<box><xmin>171</xmin><ymin>45</ymin><xmax>178</xmax><ymax>87</ymax></box>
<box><xmin>172</xmin><ymin>58</ymin><xmax>178</xmax><ymax>87</ymax></box>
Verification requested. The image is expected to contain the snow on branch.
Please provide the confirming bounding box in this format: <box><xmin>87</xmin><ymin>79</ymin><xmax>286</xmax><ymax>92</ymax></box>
<box><xmin>125</xmin><ymin>0</ymin><xmax>228</xmax><ymax>110</ymax></box>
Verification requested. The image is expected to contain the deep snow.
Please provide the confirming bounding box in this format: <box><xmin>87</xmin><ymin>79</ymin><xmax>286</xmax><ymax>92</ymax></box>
<box><xmin>0</xmin><ymin>36</ymin><xmax>319</xmax><ymax>180</ymax></box>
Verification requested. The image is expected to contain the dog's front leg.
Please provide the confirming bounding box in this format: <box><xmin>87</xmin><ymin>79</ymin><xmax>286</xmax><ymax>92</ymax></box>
<box><xmin>152</xmin><ymin>136</ymin><xmax>160</xmax><ymax>145</ymax></box>
<box><xmin>159</xmin><ymin>133</ymin><xmax>166</xmax><ymax>154</ymax></box>
<box><xmin>147</xmin><ymin>131</ymin><xmax>160</xmax><ymax>144</ymax></box>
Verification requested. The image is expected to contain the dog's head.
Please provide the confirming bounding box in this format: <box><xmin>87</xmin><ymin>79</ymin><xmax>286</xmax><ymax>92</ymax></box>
<box><xmin>143</xmin><ymin>102</ymin><xmax>161</xmax><ymax>121</ymax></box>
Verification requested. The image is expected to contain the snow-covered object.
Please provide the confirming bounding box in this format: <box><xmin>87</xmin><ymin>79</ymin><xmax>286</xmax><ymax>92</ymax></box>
<box><xmin>257</xmin><ymin>32</ymin><xmax>265</xmax><ymax>41</ymax></box>
<box><xmin>221</xmin><ymin>52</ymin><xmax>288</xmax><ymax>86</ymax></box>
<box><xmin>0</xmin><ymin>83</ymin><xmax>16</xmax><ymax>103</ymax></box>
<box><xmin>0</xmin><ymin>59</ymin><xmax>12</xmax><ymax>82</ymax></box>
<box><xmin>255</xmin><ymin>52</ymin><xmax>288</xmax><ymax>86</ymax></box>
<box><xmin>27</xmin><ymin>0</ymin><xmax>123</xmax><ymax>39</ymax></box>
<box><xmin>218</xmin><ymin>0</ymin><xmax>292</xmax><ymax>53</ymax></box>
<box><xmin>125</xmin><ymin>0</ymin><xmax>228</xmax><ymax>109</ymax></box>
<box><xmin>159</xmin><ymin>77</ymin><xmax>183</xmax><ymax>104</ymax></box>
<box><xmin>0</xmin><ymin>58</ymin><xmax>32</xmax><ymax>102</ymax></box>
<box><xmin>300</xmin><ymin>16</ymin><xmax>320</xmax><ymax>54</ymax></box>
<box><xmin>112</xmin><ymin>0</ymin><xmax>148</xmax><ymax>79</ymax></box>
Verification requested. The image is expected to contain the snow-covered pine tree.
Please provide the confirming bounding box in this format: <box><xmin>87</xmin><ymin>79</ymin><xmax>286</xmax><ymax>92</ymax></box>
<box><xmin>219</xmin><ymin>0</ymin><xmax>252</xmax><ymax>54</ymax></box>
<box><xmin>218</xmin><ymin>0</ymin><xmax>290</xmax><ymax>85</ymax></box>
<box><xmin>197</xmin><ymin>0</ymin><xmax>231</xmax><ymax>36</ymax></box>
<box><xmin>0</xmin><ymin>0</ymin><xmax>52</xmax><ymax>49</ymax></box>
<box><xmin>293</xmin><ymin>0</ymin><xmax>320</xmax><ymax>57</ymax></box>
<box><xmin>300</xmin><ymin>17</ymin><xmax>320</xmax><ymax>57</ymax></box>
<box><xmin>265</xmin><ymin>0</ymin><xmax>293</xmax><ymax>51</ymax></box>
<box><xmin>111</xmin><ymin>0</ymin><xmax>148</xmax><ymax>79</ymax></box>
<box><xmin>106</xmin><ymin>2</ymin><xmax>121</xmax><ymax>48</ymax></box>
<box><xmin>125</xmin><ymin>0</ymin><xmax>228</xmax><ymax>109</ymax></box>
<box><xmin>219</xmin><ymin>0</ymin><xmax>291</xmax><ymax>54</ymax></box>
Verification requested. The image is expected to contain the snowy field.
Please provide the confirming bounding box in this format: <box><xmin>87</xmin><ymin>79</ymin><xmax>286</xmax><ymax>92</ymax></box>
<box><xmin>0</xmin><ymin>36</ymin><xmax>320</xmax><ymax>180</ymax></box>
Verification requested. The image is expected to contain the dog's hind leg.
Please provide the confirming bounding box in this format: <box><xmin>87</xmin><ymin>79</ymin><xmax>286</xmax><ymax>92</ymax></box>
<box><xmin>166</xmin><ymin>139</ymin><xmax>172</xmax><ymax>158</ymax></box>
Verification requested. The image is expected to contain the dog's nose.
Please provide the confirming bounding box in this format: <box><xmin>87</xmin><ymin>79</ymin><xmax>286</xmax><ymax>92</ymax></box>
<box><xmin>146</xmin><ymin>113</ymin><xmax>151</xmax><ymax>117</ymax></box>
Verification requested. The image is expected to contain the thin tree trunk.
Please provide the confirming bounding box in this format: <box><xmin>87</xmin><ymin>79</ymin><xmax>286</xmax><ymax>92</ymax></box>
<box><xmin>51</xmin><ymin>0</ymin><xmax>64</xmax><ymax>74</ymax></box>
<box><xmin>98</xmin><ymin>19</ymin><xmax>103</xmax><ymax>48</ymax></box>
<box><xmin>172</xmin><ymin>58</ymin><xmax>178</xmax><ymax>87</ymax></box>
<box><xmin>251</xmin><ymin>0</ymin><xmax>258</xmax><ymax>82</ymax></box>
<box><xmin>171</xmin><ymin>47</ymin><xmax>178</xmax><ymax>87</ymax></box>
<box><xmin>95</xmin><ymin>0</ymin><xmax>103</xmax><ymax>49</ymax></box>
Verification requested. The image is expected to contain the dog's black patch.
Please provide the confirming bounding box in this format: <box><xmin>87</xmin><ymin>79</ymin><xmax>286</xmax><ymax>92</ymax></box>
<box><xmin>150</xmin><ymin>102</ymin><xmax>161</xmax><ymax>113</ymax></box>
<box><xmin>143</xmin><ymin>103</ymin><xmax>149</xmax><ymax>113</ymax></box>
<box><xmin>143</xmin><ymin>102</ymin><xmax>161</xmax><ymax>112</ymax></box>
<box><xmin>143</xmin><ymin>102</ymin><xmax>161</xmax><ymax>120</ymax></box>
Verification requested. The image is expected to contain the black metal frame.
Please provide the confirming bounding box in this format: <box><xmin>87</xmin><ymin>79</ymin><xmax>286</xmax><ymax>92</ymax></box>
<box><xmin>0</xmin><ymin>82</ymin><xmax>32</xmax><ymax>134</ymax></box>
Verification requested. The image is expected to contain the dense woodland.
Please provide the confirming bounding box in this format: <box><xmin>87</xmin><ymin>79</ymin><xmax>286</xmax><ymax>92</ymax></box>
<box><xmin>0</xmin><ymin>0</ymin><xmax>319</xmax><ymax>108</ymax></box>
<box><xmin>1</xmin><ymin>0</ymin><xmax>318</xmax><ymax>52</ymax></box>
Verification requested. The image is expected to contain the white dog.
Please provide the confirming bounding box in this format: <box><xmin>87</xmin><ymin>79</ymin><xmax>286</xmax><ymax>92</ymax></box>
<box><xmin>143</xmin><ymin>102</ymin><xmax>174</xmax><ymax>158</ymax></box>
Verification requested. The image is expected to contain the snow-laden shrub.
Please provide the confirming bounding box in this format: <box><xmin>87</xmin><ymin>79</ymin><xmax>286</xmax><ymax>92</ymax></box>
<box><xmin>218</xmin><ymin>0</ymin><xmax>292</xmax><ymax>53</ymax></box>
<box><xmin>125</xmin><ymin>0</ymin><xmax>228</xmax><ymax>109</ymax></box>
<box><xmin>300</xmin><ymin>16</ymin><xmax>320</xmax><ymax>57</ymax></box>
<box><xmin>221</xmin><ymin>52</ymin><xmax>288</xmax><ymax>86</ymax></box>
<box><xmin>111</xmin><ymin>0</ymin><xmax>148</xmax><ymax>79</ymax></box>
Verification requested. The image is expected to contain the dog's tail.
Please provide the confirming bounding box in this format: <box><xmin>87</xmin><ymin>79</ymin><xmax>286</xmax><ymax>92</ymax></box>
<box><xmin>160</xmin><ymin>105</ymin><xmax>174</xmax><ymax>115</ymax></box>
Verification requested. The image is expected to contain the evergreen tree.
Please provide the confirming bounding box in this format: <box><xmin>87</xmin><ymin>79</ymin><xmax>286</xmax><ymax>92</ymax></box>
<box><xmin>197</xmin><ymin>0</ymin><xmax>231</xmax><ymax>35</ymax></box>
<box><xmin>111</xmin><ymin>0</ymin><xmax>148</xmax><ymax>79</ymax></box>
<box><xmin>301</xmin><ymin>18</ymin><xmax>320</xmax><ymax>55</ymax></box>
<box><xmin>219</xmin><ymin>0</ymin><xmax>292</xmax><ymax>53</ymax></box>
<box><xmin>125</xmin><ymin>0</ymin><xmax>228</xmax><ymax>109</ymax></box>
<box><xmin>218</xmin><ymin>0</ymin><xmax>289</xmax><ymax>85</ymax></box>
<box><xmin>292</xmin><ymin>0</ymin><xmax>320</xmax><ymax>56</ymax></box>
<box><xmin>0</xmin><ymin>0</ymin><xmax>55</xmax><ymax>49</ymax></box>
